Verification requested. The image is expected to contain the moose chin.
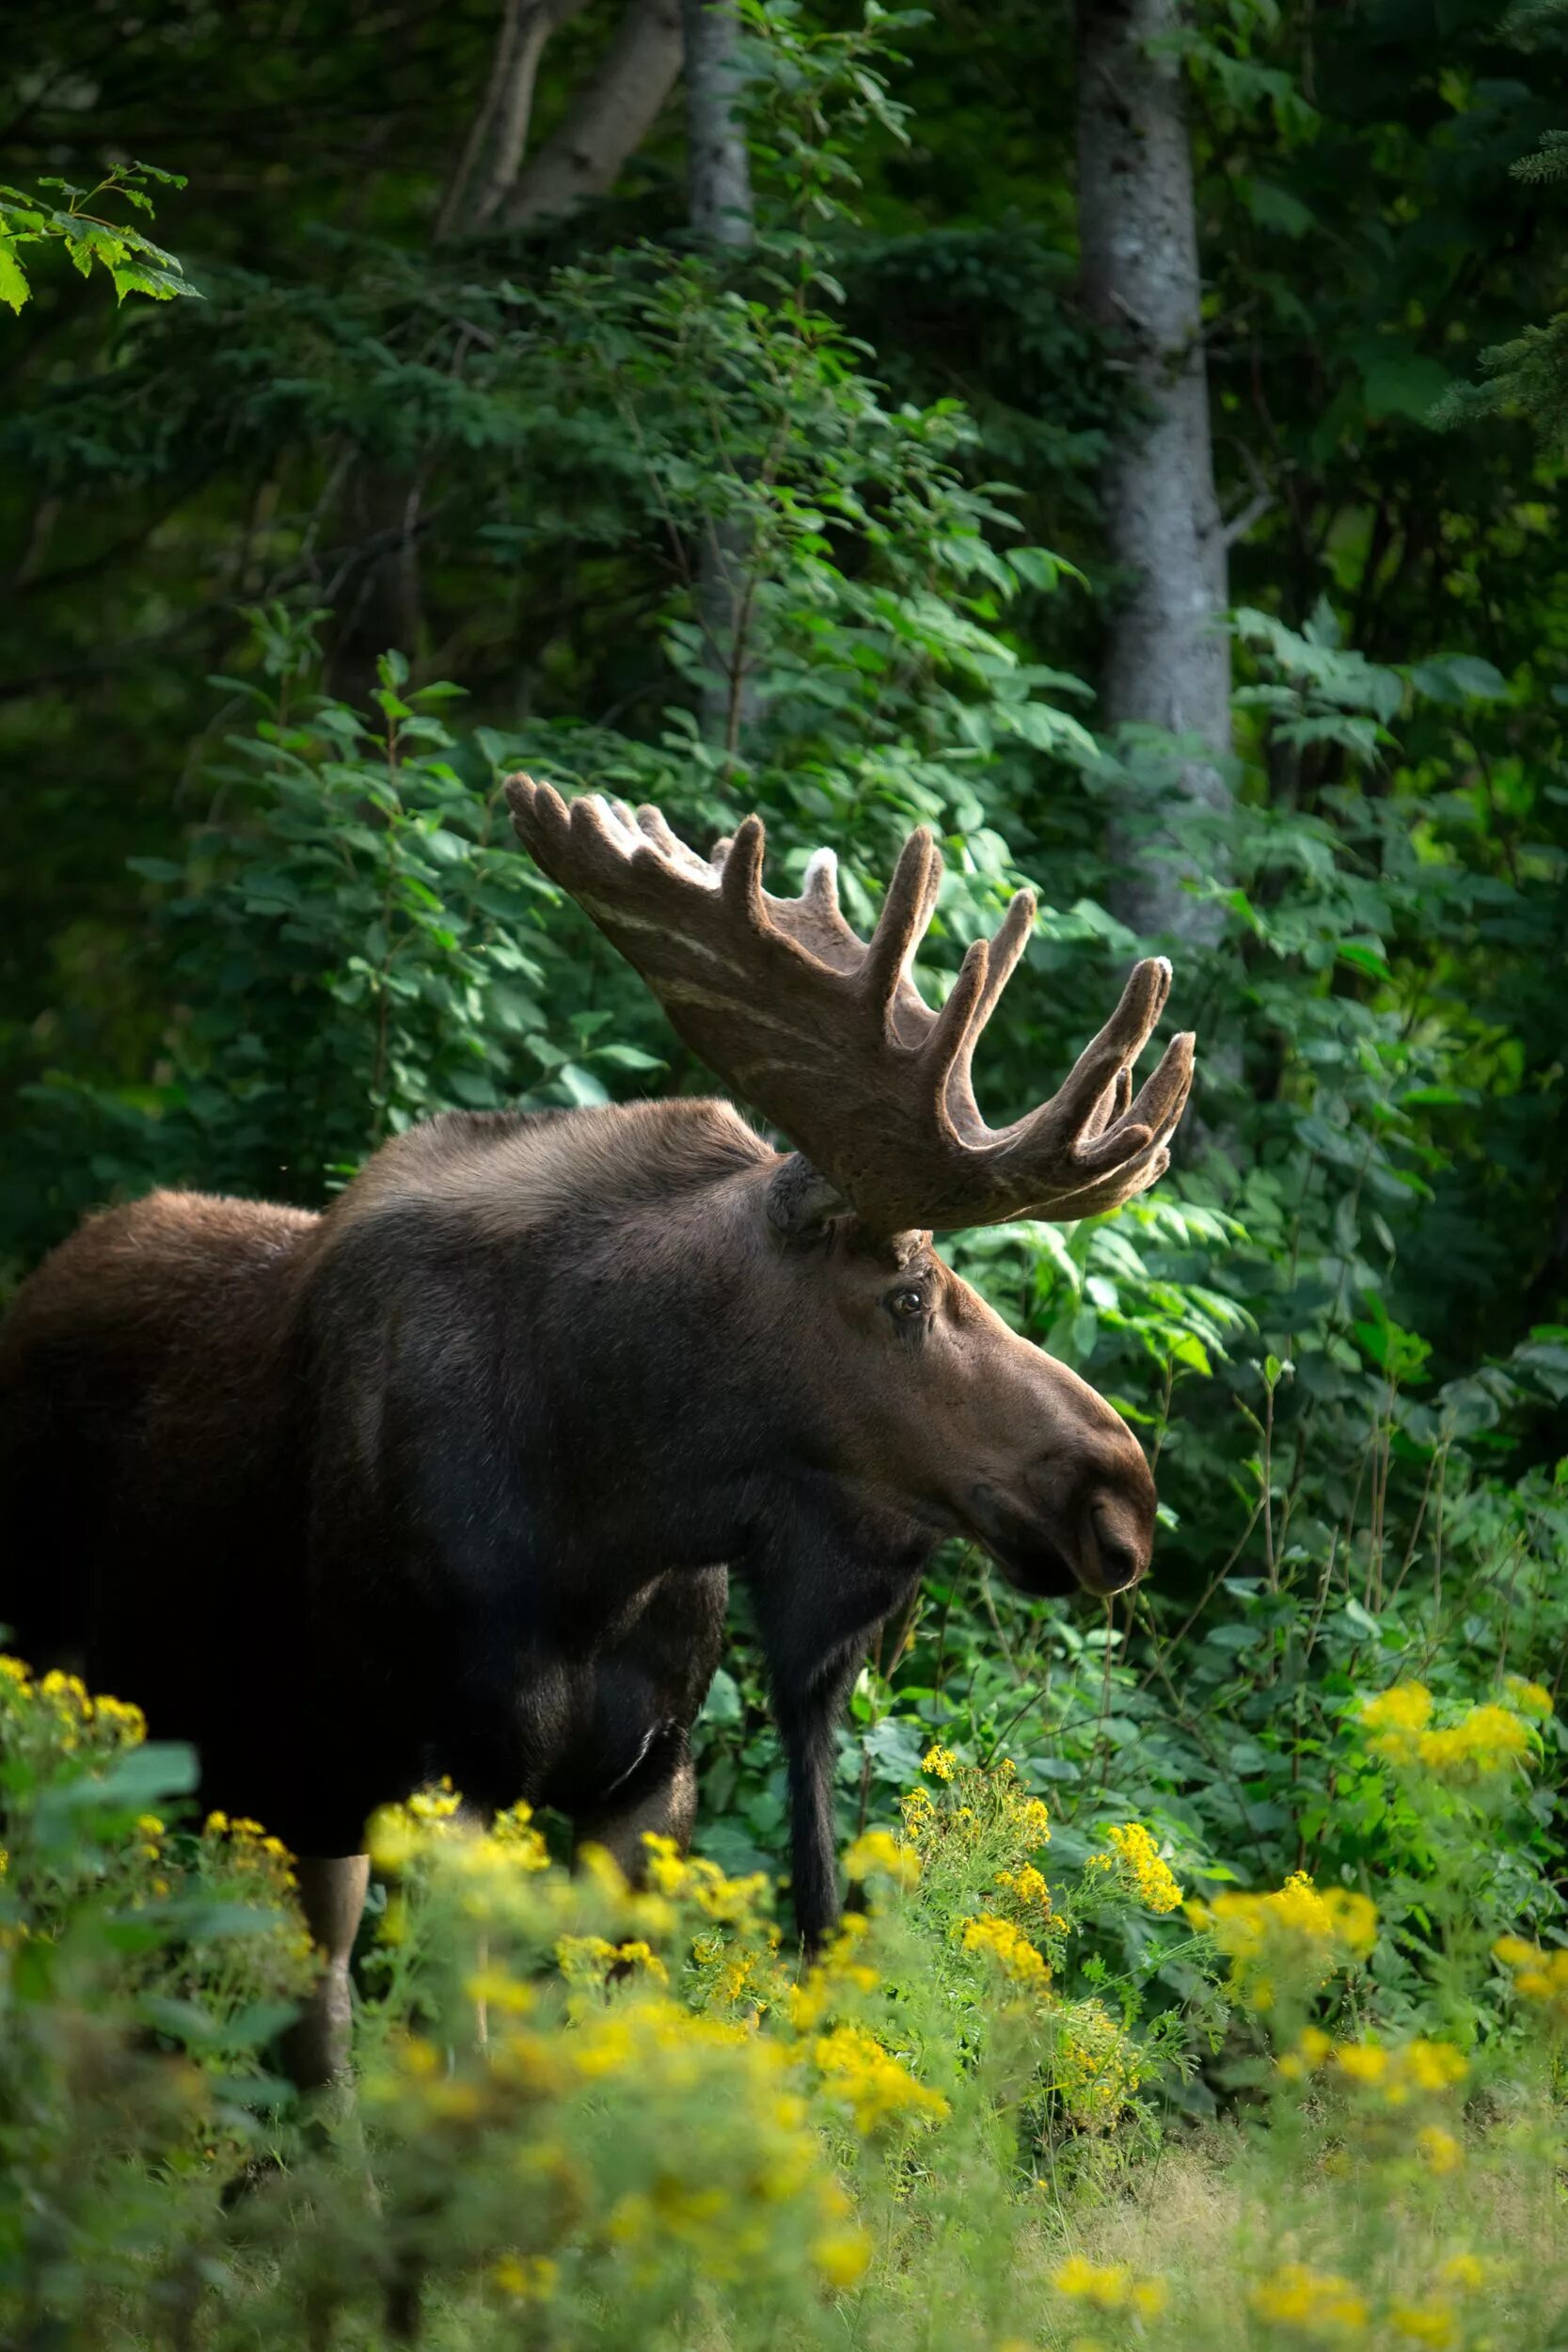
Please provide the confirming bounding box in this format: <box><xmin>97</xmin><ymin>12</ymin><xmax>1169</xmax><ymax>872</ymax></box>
<box><xmin>0</xmin><ymin>785</ymin><xmax>1194</xmax><ymax>2088</ymax></box>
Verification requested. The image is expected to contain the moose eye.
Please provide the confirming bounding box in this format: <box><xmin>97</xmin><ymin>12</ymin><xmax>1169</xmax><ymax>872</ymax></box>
<box><xmin>887</xmin><ymin>1285</ymin><xmax>927</xmax><ymax>1321</ymax></box>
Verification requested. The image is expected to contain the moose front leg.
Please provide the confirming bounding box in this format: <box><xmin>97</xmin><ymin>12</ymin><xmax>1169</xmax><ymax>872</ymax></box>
<box><xmin>772</xmin><ymin>1648</ymin><xmax>863</xmax><ymax>1957</ymax></box>
<box><xmin>284</xmin><ymin>1853</ymin><xmax>371</xmax><ymax>2090</ymax></box>
<box><xmin>753</xmin><ymin>1539</ymin><xmax>922</xmax><ymax>1958</ymax></box>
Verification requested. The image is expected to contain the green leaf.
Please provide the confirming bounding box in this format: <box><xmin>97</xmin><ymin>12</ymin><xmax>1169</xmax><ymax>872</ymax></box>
<box><xmin>0</xmin><ymin>240</ymin><xmax>29</xmax><ymax>312</ymax></box>
<box><xmin>1361</xmin><ymin>355</ymin><xmax>1451</xmax><ymax>423</ymax></box>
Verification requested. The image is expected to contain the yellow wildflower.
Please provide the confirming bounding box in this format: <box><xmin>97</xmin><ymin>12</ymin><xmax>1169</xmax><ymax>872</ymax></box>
<box><xmin>1282</xmin><ymin>2032</ymin><xmax>1466</xmax><ymax>2104</ymax></box>
<box><xmin>1415</xmin><ymin>2125</ymin><xmax>1463</xmax><ymax>2174</ymax></box>
<box><xmin>812</xmin><ymin>2025</ymin><xmax>949</xmax><ymax>2135</ymax></box>
<box><xmin>1503</xmin><ymin>1675</ymin><xmax>1553</xmax><ymax>1717</ymax></box>
<box><xmin>464</xmin><ymin>1966</ymin><xmax>535</xmax><ymax>2015</ymax></box>
<box><xmin>1050</xmin><ymin>2256</ymin><xmax>1166</xmax><ymax>2314</ymax></box>
<box><xmin>1417</xmin><ymin>1704</ymin><xmax>1532</xmax><ymax>1776</ymax></box>
<box><xmin>962</xmin><ymin>1912</ymin><xmax>1051</xmax><ymax>1989</ymax></box>
<box><xmin>844</xmin><ymin>1829</ymin><xmax>920</xmax><ymax>1887</ymax></box>
<box><xmin>1358</xmin><ymin>1682</ymin><xmax>1434</xmax><ymax>1764</ymax></box>
<box><xmin>1386</xmin><ymin>2300</ymin><xmax>1458</xmax><ymax>2347</ymax></box>
<box><xmin>491</xmin><ymin>2253</ymin><xmax>558</xmax><ymax>2299</ymax></box>
<box><xmin>1249</xmin><ymin>2261</ymin><xmax>1369</xmax><ymax>2332</ymax></box>
<box><xmin>1277</xmin><ymin>2026</ymin><xmax>1335</xmax><ymax>2080</ymax></box>
<box><xmin>812</xmin><ymin>2226</ymin><xmax>873</xmax><ymax>2288</ymax></box>
<box><xmin>1494</xmin><ymin>1935</ymin><xmax>1568</xmax><ymax>2023</ymax></box>
<box><xmin>1435</xmin><ymin>2253</ymin><xmax>1493</xmax><ymax>2292</ymax></box>
<box><xmin>1098</xmin><ymin>1822</ymin><xmax>1183</xmax><ymax>1914</ymax></box>
<box><xmin>556</xmin><ymin>1934</ymin><xmax>669</xmax><ymax>1990</ymax></box>
<box><xmin>899</xmin><ymin>1785</ymin><xmax>937</xmax><ymax>1836</ymax></box>
<box><xmin>922</xmin><ymin>1743</ymin><xmax>958</xmax><ymax>1780</ymax></box>
<box><xmin>1052</xmin><ymin>1997</ymin><xmax>1147</xmax><ymax>2127</ymax></box>
<box><xmin>995</xmin><ymin>1864</ymin><xmax>1052</xmax><ymax>1915</ymax></box>
<box><xmin>1009</xmin><ymin>1793</ymin><xmax>1053</xmax><ymax>1843</ymax></box>
<box><xmin>1188</xmin><ymin>1873</ymin><xmax>1375</xmax><ymax>2008</ymax></box>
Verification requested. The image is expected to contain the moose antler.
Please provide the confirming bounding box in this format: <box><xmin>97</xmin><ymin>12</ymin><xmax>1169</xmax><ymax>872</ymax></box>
<box><xmin>506</xmin><ymin>778</ymin><xmax>1195</xmax><ymax>1235</ymax></box>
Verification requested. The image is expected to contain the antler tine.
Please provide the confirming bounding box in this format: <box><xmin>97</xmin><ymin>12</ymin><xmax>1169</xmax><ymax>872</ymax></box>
<box><xmin>861</xmin><ymin>829</ymin><xmax>942</xmax><ymax>1031</ymax></box>
<box><xmin>633</xmin><ymin>802</ymin><xmax>717</xmax><ymax>883</ymax></box>
<box><xmin>719</xmin><ymin>814</ymin><xmax>768</xmax><ymax>931</ymax></box>
<box><xmin>934</xmin><ymin>887</ymin><xmax>1037</xmax><ymax>1136</ymax></box>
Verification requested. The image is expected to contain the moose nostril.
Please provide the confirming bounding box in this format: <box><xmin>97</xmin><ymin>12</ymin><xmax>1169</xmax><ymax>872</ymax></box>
<box><xmin>1089</xmin><ymin>1505</ymin><xmax>1146</xmax><ymax>1593</ymax></box>
<box><xmin>1096</xmin><ymin>1535</ymin><xmax>1143</xmax><ymax>1593</ymax></box>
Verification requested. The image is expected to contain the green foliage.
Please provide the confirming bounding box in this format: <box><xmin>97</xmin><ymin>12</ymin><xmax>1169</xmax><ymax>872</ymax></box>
<box><xmin>5</xmin><ymin>1644</ymin><xmax>1568</xmax><ymax>2346</ymax></box>
<box><xmin>0</xmin><ymin>161</ymin><xmax>198</xmax><ymax>314</ymax></box>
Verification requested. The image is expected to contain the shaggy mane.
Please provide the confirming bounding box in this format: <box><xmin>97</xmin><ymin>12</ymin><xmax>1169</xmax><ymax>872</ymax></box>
<box><xmin>325</xmin><ymin>1097</ymin><xmax>770</xmax><ymax>1240</ymax></box>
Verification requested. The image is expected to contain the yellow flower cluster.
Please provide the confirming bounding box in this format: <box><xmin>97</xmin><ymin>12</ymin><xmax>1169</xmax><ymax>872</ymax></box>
<box><xmin>1358</xmin><ymin>1682</ymin><xmax>1534</xmax><ymax>1775</ymax></box>
<box><xmin>1188</xmin><ymin>1873</ymin><xmax>1376</xmax><ymax>2010</ymax></box>
<box><xmin>556</xmin><ymin>1934</ymin><xmax>669</xmax><ymax>1992</ymax></box>
<box><xmin>896</xmin><ymin>1756</ymin><xmax>1049</xmax><ymax>1866</ymax></box>
<box><xmin>641</xmin><ymin>1834</ymin><xmax>772</xmax><ymax>1922</ymax></box>
<box><xmin>1495</xmin><ymin>1932</ymin><xmax>1568</xmax><ymax>2022</ymax></box>
<box><xmin>491</xmin><ymin>2252</ymin><xmax>559</xmax><ymax>2301</ymax></box>
<box><xmin>961</xmin><ymin>1911</ymin><xmax>1051</xmax><ymax>1989</ymax></box>
<box><xmin>369</xmin><ymin>1789</ymin><xmax>553</xmax><ymax>1880</ymax></box>
<box><xmin>844</xmin><ymin>1828</ymin><xmax>921</xmax><ymax>1887</ymax></box>
<box><xmin>1386</xmin><ymin>2298</ymin><xmax>1459</xmax><ymax>2346</ymax></box>
<box><xmin>899</xmin><ymin>1784</ymin><xmax>937</xmax><ymax>1836</ymax></box>
<box><xmin>202</xmin><ymin>1810</ymin><xmax>297</xmax><ymax>1890</ymax></box>
<box><xmin>1050</xmin><ymin>1996</ymin><xmax>1148</xmax><ymax>2126</ymax></box>
<box><xmin>698</xmin><ymin>1940</ymin><xmax>774</xmax><ymax>2010</ymax></box>
<box><xmin>1278</xmin><ymin>2027</ymin><xmax>1467</xmax><ymax>2103</ymax></box>
<box><xmin>0</xmin><ymin>1655</ymin><xmax>147</xmax><ymax>1750</ymax></box>
<box><xmin>1503</xmin><ymin>1674</ymin><xmax>1553</xmax><ymax>1717</ymax></box>
<box><xmin>1250</xmin><ymin>2261</ymin><xmax>1369</xmax><ymax>2333</ymax></box>
<box><xmin>811</xmin><ymin>2024</ymin><xmax>950</xmax><ymax>2135</ymax></box>
<box><xmin>1246</xmin><ymin>2249</ymin><xmax>1497</xmax><ymax>2342</ymax></box>
<box><xmin>788</xmin><ymin>1915</ymin><xmax>879</xmax><ymax>2031</ymax></box>
<box><xmin>994</xmin><ymin>1863</ymin><xmax>1052</xmax><ymax>1916</ymax></box>
<box><xmin>1091</xmin><ymin>1821</ymin><xmax>1183</xmax><ymax>1914</ymax></box>
<box><xmin>1050</xmin><ymin>2253</ymin><xmax>1167</xmax><ymax>2316</ymax></box>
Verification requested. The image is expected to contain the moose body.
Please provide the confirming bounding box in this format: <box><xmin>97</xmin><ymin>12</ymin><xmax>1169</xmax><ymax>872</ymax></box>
<box><xmin>1</xmin><ymin>788</ymin><xmax>1195</xmax><ymax>2081</ymax></box>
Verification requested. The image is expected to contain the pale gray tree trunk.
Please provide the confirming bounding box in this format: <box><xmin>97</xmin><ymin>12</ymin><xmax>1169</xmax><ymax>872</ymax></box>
<box><xmin>503</xmin><ymin>0</ymin><xmax>685</xmax><ymax>230</ymax></box>
<box><xmin>683</xmin><ymin>0</ymin><xmax>755</xmax><ymax>756</ymax></box>
<box><xmin>436</xmin><ymin>0</ymin><xmax>595</xmax><ymax>240</ymax></box>
<box><xmin>1076</xmin><ymin>0</ymin><xmax>1235</xmax><ymax>945</ymax></box>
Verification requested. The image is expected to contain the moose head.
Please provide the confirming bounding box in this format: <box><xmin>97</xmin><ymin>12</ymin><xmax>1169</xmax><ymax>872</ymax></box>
<box><xmin>506</xmin><ymin>780</ymin><xmax>1195</xmax><ymax>1607</ymax></box>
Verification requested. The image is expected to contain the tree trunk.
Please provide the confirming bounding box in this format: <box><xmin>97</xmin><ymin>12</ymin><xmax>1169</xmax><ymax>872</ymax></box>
<box><xmin>436</xmin><ymin>0</ymin><xmax>595</xmax><ymax>240</ymax></box>
<box><xmin>683</xmin><ymin>0</ymin><xmax>755</xmax><ymax>756</ymax></box>
<box><xmin>502</xmin><ymin>0</ymin><xmax>685</xmax><ymax>231</ymax></box>
<box><xmin>1076</xmin><ymin>0</ymin><xmax>1231</xmax><ymax>945</ymax></box>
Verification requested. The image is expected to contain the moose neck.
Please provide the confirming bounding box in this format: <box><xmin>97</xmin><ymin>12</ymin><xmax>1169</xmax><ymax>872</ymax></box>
<box><xmin>513</xmin><ymin>1141</ymin><xmax>939</xmax><ymax>1602</ymax></box>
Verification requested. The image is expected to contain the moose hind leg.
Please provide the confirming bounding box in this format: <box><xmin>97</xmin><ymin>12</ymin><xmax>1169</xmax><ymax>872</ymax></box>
<box><xmin>284</xmin><ymin>1854</ymin><xmax>371</xmax><ymax>2090</ymax></box>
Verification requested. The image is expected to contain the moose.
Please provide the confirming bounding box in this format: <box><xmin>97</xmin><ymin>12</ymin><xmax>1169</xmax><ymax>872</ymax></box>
<box><xmin>0</xmin><ymin>784</ymin><xmax>1194</xmax><ymax>2083</ymax></box>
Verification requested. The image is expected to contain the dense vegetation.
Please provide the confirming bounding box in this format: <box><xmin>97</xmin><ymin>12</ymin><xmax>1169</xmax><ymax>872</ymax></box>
<box><xmin>2</xmin><ymin>0</ymin><xmax>1567</xmax><ymax>2342</ymax></box>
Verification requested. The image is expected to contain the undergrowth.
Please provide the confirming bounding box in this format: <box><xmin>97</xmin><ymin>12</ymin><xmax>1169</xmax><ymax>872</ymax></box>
<box><xmin>2</xmin><ymin>1645</ymin><xmax>1565</xmax><ymax>2348</ymax></box>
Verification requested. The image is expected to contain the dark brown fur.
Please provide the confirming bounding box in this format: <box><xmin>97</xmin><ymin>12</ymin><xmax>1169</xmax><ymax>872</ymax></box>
<box><xmin>0</xmin><ymin>1096</ymin><xmax>1157</xmax><ymax>2002</ymax></box>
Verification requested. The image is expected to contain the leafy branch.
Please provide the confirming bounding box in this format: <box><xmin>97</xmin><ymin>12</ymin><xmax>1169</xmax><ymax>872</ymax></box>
<box><xmin>0</xmin><ymin>160</ymin><xmax>199</xmax><ymax>316</ymax></box>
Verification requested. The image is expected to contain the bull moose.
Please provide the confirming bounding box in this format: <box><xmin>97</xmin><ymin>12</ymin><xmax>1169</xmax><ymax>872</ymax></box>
<box><xmin>0</xmin><ymin>784</ymin><xmax>1195</xmax><ymax>2083</ymax></box>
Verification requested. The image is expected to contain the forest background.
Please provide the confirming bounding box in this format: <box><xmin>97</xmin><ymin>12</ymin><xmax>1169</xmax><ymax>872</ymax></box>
<box><xmin>3</xmin><ymin>0</ymin><xmax>1568</xmax><ymax>1918</ymax></box>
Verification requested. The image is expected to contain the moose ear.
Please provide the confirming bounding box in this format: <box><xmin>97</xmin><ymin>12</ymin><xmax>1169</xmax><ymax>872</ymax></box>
<box><xmin>765</xmin><ymin>1153</ymin><xmax>846</xmax><ymax>1241</ymax></box>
